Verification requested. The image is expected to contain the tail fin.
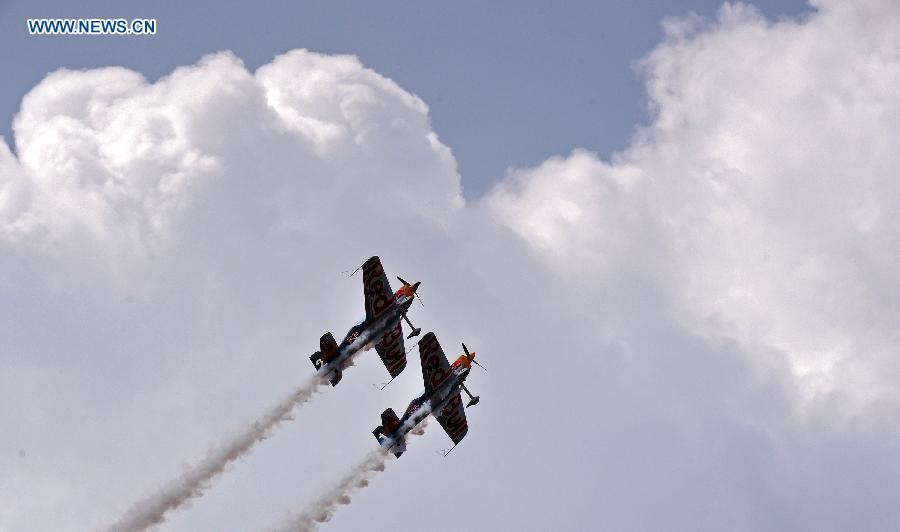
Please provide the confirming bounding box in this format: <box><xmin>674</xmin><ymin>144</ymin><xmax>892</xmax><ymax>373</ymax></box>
<box><xmin>320</xmin><ymin>332</ymin><xmax>338</xmax><ymax>361</ymax></box>
<box><xmin>373</xmin><ymin>408</ymin><xmax>405</xmax><ymax>457</ymax></box>
<box><xmin>310</xmin><ymin>352</ymin><xmax>342</xmax><ymax>386</ymax></box>
<box><xmin>310</xmin><ymin>331</ymin><xmax>338</xmax><ymax>371</ymax></box>
<box><xmin>372</xmin><ymin>427</ymin><xmax>406</xmax><ymax>458</ymax></box>
<box><xmin>380</xmin><ymin>408</ymin><xmax>400</xmax><ymax>434</ymax></box>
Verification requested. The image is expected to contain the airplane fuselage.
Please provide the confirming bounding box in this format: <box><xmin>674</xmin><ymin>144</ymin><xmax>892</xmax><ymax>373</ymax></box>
<box><xmin>317</xmin><ymin>294</ymin><xmax>415</xmax><ymax>381</ymax></box>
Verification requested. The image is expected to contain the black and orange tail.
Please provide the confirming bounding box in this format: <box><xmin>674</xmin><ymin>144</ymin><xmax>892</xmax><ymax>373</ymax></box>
<box><xmin>310</xmin><ymin>332</ymin><xmax>338</xmax><ymax>370</ymax></box>
<box><xmin>319</xmin><ymin>332</ymin><xmax>338</xmax><ymax>360</ymax></box>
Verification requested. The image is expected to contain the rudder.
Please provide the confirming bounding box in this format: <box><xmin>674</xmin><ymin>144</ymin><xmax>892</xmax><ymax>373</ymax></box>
<box><xmin>320</xmin><ymin>332</ymin><xmax>338</xmax><ymax>361</ymax></box>
<box><xmin>380</xmin><ymin>408</ymin><xmax>400</xmax><ymax>434</ymax></box>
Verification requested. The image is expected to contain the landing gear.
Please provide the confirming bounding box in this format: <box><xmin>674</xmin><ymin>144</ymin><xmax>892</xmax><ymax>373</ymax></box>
<box><xmin>461</xmin><ymin>383</ymin><xmax>480</xmax><ymax>407</ymax></box>
<box><xmin>403</xmin><ymin>314</ymin><xmax>421</xmax><ymax>339</ymax></box>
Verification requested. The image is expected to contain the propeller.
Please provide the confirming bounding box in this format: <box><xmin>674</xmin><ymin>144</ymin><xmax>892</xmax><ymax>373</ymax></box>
<box><xmin>462</xmin><ymin>343</ymin><xmax>487</xmax><ymax>371</ymax></box>
<box><xmin>397</xmin><ymin>276</ymin><xmax>425</xmax><ymax>307</ymax></box>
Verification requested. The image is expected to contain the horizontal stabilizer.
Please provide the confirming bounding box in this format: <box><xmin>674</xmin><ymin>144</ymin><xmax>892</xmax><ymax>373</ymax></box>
<box><xmin>309</xmin><ymin>351</ymin><xmax>323</xmax><ymax>370</ymax></box>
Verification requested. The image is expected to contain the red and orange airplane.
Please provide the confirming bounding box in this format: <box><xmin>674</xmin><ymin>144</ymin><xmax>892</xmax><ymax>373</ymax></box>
<box><xmin>310</xmin><ymin>256</ymin><xmax>423</xmax><ymax>386</ymax></box>
<box><xmin>373</xmin><ymin>332</ymin><xmax>484</xmax><ymax>457</ymax></box>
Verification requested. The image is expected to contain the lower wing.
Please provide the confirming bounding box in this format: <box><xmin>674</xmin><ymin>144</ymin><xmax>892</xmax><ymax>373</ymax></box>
<box><xmin>374</xmin><ymin>323</ymin><xmax>407</xmax><ymax>378</ymax></box>
<box><xmin>435</xmin><ymin>391</ymin><xmax>468</xmax><ymax>444</ymax></box>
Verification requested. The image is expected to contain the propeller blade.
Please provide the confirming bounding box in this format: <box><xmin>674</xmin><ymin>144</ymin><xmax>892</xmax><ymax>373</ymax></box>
<box><xmin>402</xmin><ymin>280</ymin><xmax>423</xmax><ymax>306</ymax></box>
<box><xmin>472</xmin><ymin>359</ymin><xmax>487</xmax><ymax>371</ymax></box>
<box><xmin>462</xmin><ymin>343</ymin><xmax>471</xmax><ymax>357</ymax></box>
<box><xmin>397</xmin><ymin>275</ymin><xmax>410</xmax><ymax>286</ymax></box>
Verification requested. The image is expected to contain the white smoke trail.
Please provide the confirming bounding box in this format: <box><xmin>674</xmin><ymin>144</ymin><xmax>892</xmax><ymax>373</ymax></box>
<box><xmin>280</xmin><ymin>448</ymin><xmax>392</xmax><ymax>532</ymax></box>
<box><xmin>272</xmin><ymin>419</ymin><xmax>429</xmax><ymax>532</ymax></box>
<box><xmin>106</xmin><ymin>374</ymin><xmax>327</xmax><ymax>532</ymax></box>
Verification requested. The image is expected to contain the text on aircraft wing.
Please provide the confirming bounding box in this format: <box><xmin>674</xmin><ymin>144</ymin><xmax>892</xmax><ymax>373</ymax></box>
<box><xmin>375</xmin><ymin>323</ymin><xmax>407</xmax><ymax>378</ymax></box>
<box><xmin>362</xmin><ymin>256</ymin><xmax>394</xmax><ymax>321</ymax></box>
<box><xmin>418</xmin><ymin>332</ymin><xmax>452</xmax><ymax>395</ymax></box>
<box><xmin>436</xmin><ymin>391</ymin><xmax>468</xmax><ymax>444</ymax></box>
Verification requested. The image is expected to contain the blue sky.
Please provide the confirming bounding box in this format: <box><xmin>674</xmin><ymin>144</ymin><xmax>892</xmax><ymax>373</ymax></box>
<box><xmin>3</xmin><ymin>0</ymin><xmax>807</xmax><ymax>196</ymax></box>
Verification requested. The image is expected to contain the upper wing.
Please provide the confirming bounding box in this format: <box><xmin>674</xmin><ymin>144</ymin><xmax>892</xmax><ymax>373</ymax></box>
<box><xmin>374</xmin><ymin>323</ymin><xmax>407</xmax><ymax>378</ymax></box>
<box><xmin>418</xmin><ymin>332</ymin><xmax>452</xmax><ymax>395</ymax></box>
<box><xmin>362</xmin><ymin>256</ymin><xmax>394</xmax><ymax>322</ymax></box>
<box><xmin>435</xmin><ymin>391</ymin><xmax>468</xmax><ymax>444</ymax></box>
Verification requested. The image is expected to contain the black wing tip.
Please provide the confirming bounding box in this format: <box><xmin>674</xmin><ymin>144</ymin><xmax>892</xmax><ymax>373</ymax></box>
<box><xmin>417</xmin><ymin>331</ymin><xmax>436</xmax><ymax>346</ymax></box>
